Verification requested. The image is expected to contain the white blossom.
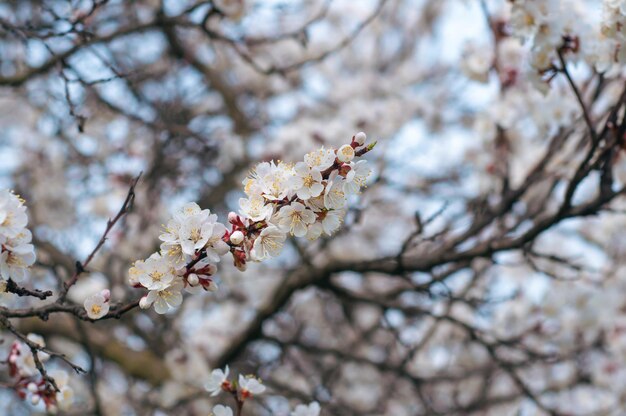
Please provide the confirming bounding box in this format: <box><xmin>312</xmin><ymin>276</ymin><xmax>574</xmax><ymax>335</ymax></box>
<box><xmin>84</xmin><ymin>290</ymin><xmax>110</xmax><ymax>320</ymax></box>
<box><xmin>205</xmin><ymin>366</ymin><xmax>230</xmax><ymax>396</ymax></box>
<box><xmin>239</xmin><ymin>195</ymin><xmax>273</xmax><ymax>222</ymax></box>
<box><xmin>50</xmin><ymin>369</ymin><xmax>74</xmax><ymax>411</ymax></box>
<box><xmin>134</xmin><ymin>253</ymin><xmax>176</xmax><ymax>291</ymax></box>
<box><xmin>321</xmin><ymin>209</ymin><xmax>344</xmax><ymax>236</ymax></box>
<box><xmin>144</xmin><ymin>279</ymin><xmax>184</xmax><ymax>314</ymax></box>
<box><xmin>343</xmin><ymin>160</ymin><xmax>372</xmax><ymax>194</ymax></box>
<box><xmin>277</xmin><ymin>202</ymin><xmax>316</xmax><ymax>237</ymax></box>
<box><xmin>0</xmin><ymin>235</ymin><xmax>36</xmax><ymax>282</ymax></box>
<box><xmin>324</xmin><ymin>173</ymin><xmax>347</xmax><ymax>210</ymax></box>
<box><xmin>238</xmin><ymin>374</ymin><xmax>265</xmax><ymax>397</ymax></box>
<box><xmin>304</xmin><ymin>147</ymin><xmax>336</xmax><ymax>171</ymax></box>
<box><xmin>251</xmin><ymin>225</ymin><xmax>286</xmax><ymax>260</ymax></box>
<box><xmin>212</xmin><ymin>405</ymin><xmax>234</xmax><ymax>416</ymax></box>
<box><xmin>290</xmin><ymin>162</ymin><xmax>324</xmax><ymax>200</ymax></box>
<box><xmin>291</xmin><ymin>402</ymin><xmax>321</xmax><ymax>416</ymax></box>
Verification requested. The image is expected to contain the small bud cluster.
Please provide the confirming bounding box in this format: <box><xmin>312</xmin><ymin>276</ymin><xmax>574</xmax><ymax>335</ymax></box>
<box><xmin>0</xmin><ymin>190</ymin><xmax>36</xmax><ymax>283</ymax></box>
<box><xmin>127</xmin><ymin>133</ymin><xmax>375</xmax><ymax>313</ymax></box>
<box><xmin>7</xmin><ymin>334</ymin><xmax>73</xmax><ymax>413</ymax></box>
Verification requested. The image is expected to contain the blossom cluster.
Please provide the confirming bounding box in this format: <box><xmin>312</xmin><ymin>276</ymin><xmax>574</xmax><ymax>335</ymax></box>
<box><xmin>507</xmin><ymin>0</ymin><xmax>624</xmax><ymax>81</ymax></box>
<box><xmin>229</xmin><ymin>132</ymin><xmax>374</xmax><ymax>270</ymax></box>
<box><xmin>205</xmin><ymin>366</ymin><xmax>321</xmax><ymax>416</ymax></box>
<box><xmin>123</xmin><ymin>133</ymin><xmax>374</xmax><ymax>315</ymax></box>
<box><xmin>0</xmin><ymin>190</ymin><xmax>36</xmax><ymax>283</ymax></box>
<box><xmin>6</xmin><ymin>334</ymin><xmax>73</xmax><ymax>413</ymax></box>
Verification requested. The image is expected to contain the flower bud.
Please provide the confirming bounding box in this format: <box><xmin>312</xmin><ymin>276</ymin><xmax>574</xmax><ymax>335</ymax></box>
<box><xmin>139</xmin><ymin>296</ymin><xmax>151</xmax><ymax>310</ymax></box>
<box><xmin>188</xmin><ymin>273</ymin><xmax>199</xmax><ymax>286</ymax></box>
<box><xmin>228</xmin><ymin>212</ymin><xmax>239</xmax><ymax>224</ymax></box>
<box><xmin>230</xmin><ymin>230</ymin><xmax>244</xmax><ymax>245</ymax></box>
<box><xmin>100</xmin><ymin>289</ymin><xmax>111</xmax><ymax>302</ymax></box>
<box><xmin>31</xmin><ymin>395</ymin><xmax>40</xmax><ymax>405</ymax></box>
<box><xmin>337</xmin><ymin>145</ymin><xmax>355</xmax><ymax>163</ymax></box>
<box><xmin>354</xmin><ymin>131</ymin><xmax>366</xmax><ymax>145</ymax></box>
<box><xmin>27</xmin><ymin>382</ymin><xmax>38</xmax><ymax>393</ymax></box>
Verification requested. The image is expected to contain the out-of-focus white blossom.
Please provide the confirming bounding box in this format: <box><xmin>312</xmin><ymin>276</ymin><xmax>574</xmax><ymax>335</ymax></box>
<box><xmin>0</xmin><ymin>191</ymin><xmax>35</xmax><ymax>283</ymax></box>
<box><xmin>238</xmin><ymin>374</ymin><xmax>266</xmax><ymax>398</ymax></box>
<box><xmin>205</xmin><ymin>366</ymin><xmax>230</xmax><ymax>396</ymax></box>
<box><xmin>291</xmin><ymin>401</ymin><xmax>321</xmax><ymax>416</ymax></box>
<box><xmin>212</xmin><ymin>404</ymin><xmax>234</xmax><ymax>416</ymax></box>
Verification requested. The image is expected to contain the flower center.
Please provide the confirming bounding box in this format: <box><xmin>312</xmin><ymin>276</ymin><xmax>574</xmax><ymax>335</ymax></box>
<box><xmin>190</xmin><ymin>228</ymin><xmax>202</xmax><ymax>242</ymax></box>
<box><xmin>150</xmin><ymin>271</ymin><xmax>164</xmax><ymax>282</ymax></box>
<box><xmin>91</xmin><ymin>304</ymin><xmax>102</xmax><ymax>315</ymax></box>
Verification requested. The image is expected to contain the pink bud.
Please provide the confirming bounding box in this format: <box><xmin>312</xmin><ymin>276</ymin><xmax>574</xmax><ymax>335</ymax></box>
<box><xmin>228</xmin><ymin>212</ymin><xmax>239</xmax><ymax>224</ymax></box>
<box><xmin>100</xmin><ymin>289</ymin><xmax>111</xmax><ymax>302</ymax></box>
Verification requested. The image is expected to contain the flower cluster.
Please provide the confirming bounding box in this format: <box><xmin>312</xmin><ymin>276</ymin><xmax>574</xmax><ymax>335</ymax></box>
<box><xmin>128</xmin><ymin>133</ymin><xmax>374</xmax><ymax>313</ymax></box>
<box><xmin>227</xmin><ymin>132</ymin><xmax>374</xmax><ymax>271</ymax></box>
<box><xmin>506</xmin><ymin>0</ymin><xmax>624</xmax><ymax>82</ymax></box>
<box><xmin>128</xmin><ymin>203</ymin><xmax>229</xmax><ymax>314</ymax></box>
<box><xmin>6</xmin><ymin>334</ymin><xmax>73</xmax><ymax>413</ymax></box>
<box><xmin>205</xmin><ymin>366</ymin><xmax>321</xmax><ymax>416</ymax></box>
<box><xmin>0</xmin><ymin>190</ymin><xmax>36</xmax><ymax>283</ymax></box>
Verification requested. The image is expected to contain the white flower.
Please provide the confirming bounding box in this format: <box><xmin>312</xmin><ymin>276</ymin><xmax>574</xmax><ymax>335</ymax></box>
<box><xmin>50</xmin><ymin>369</ymin><xmax>74</xmax><ymax>411</ymax></box>
<box><xmin>305</xmin><ymin>194</ymin><xmax>326</xmax><ymax>212</ymax></box>
<box><xmin>323</xmin><ymin>173</ymin><xmax>346</xmax><ymax>210</ymax></box>
<box><xmin>0</xmin><ymin>191</ymin><xmax>28</xmax><ymax>239</ymax></box>
<box><xmin>290</xmin><ymin>162</ymin><xmax>324</xmax><ymax>200</ymax></box>
<box><xmin>354</xmin><ymin>131</ymin><xmax>366</xmax><ymax>146</ymax></box>
<box><xmin>160</xmin><ymin>203</ymin><xmax>220</xmax><ymax>261</ymax></box>
<box><xmin>204</xmin><ymin>221</ymin><xmax>229</xmax><ymax>263</ymax></box>
<box><xmin>238</xmin><ymin>374</ymin><xmax>265</xmax><ymax>398</ymax></box>
<box><xmin>321</xmin><ymin>210</ymin><xmax>344</xmax><ymax>236</ymax></box>
<box><xmin>256</xmin><ymin>161</ymin><xmax>292</xmax><ymax>200</ymax></box>
<box><xmin>277</xmin><ymin>202</ymin><xmax>316</xmax><ymax>237</ymax></box>
<box><xmin>178</xmin><ymin>213</ymin><xmax>215</xmax><ymax>256</ymax></box>
<box><xmin>304</xmin><ymin>147</ymin><xmax>336</xmax><ymax>171</ymax></box>
<box><xmin>84</xmin><ymin>291</ymin><xmax>110</xmax><ymax>320</ymax></box>
<box><xmin>460</xmin><ymin>42</ymin><xmax>493</xmax><ymax>83</ymax></box>
<box><xmin>0</xmin><ymin>231</ymin><xmax>36</xmax><ymax>282</ymax></box>
<box><xmin>205</xmin><ymin>366</ymin><xmax>230</xmax><ymax>396</ymax></box>
<box><xmin>292</xmin><ymin>402</ymin><xmax>321</xmax><ymax>416</ymax></box>
<box><xmin>337</xmin><ymin>145</ymin><xmax>355</xmax><ymax>163</ymax></box>
<box><xmin>239</xmin><ymin>195</ymin><xmax>273</xmax><ymax>222</ymax></box>
<box><xmin>305</xmin><ymin>222</ymin><xmax>323</xmax><ymax>240</ymax></box>
<box><xmin>135</xmin><ymin>253</ymin><xmax>175</xmax><ymax>291</ymax></box>
<box><xmin>11</xmin><ymin>334</ymin><xmax>49</xmax><ymax>377</ymax></box>
<box><xmin>212</xmin><ymin>405</ymin><xmax>234</xmax><ymax>416</ymax></box>
<box><xmin>145</xmin><ymin>279</ymin><xmax>184</xmax><ymax>314</ymax></box>
<box><xmin>343</xmin><ymin>160</ymin><xmax>372</xmax><ymax>194</ymax></box>
<box><xmin>251</xmin><ymin>225</ymin><xmax>286</xmax><ymax>260</ymax></box>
